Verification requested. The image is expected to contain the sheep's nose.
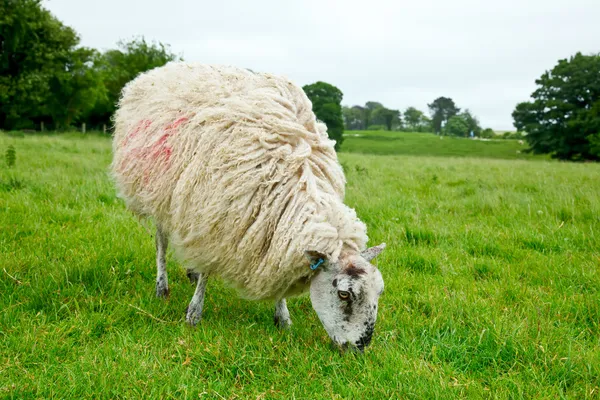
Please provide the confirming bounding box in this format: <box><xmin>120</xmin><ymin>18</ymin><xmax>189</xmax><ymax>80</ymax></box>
<box><xmin>332</xmin><ymin>341</ymin><xmax>366</xmax><ymax>354</ymax></box>
<box><xmin>355</xmin><ymin>328</ymin><xmax>374</xmax><ymax>351</ymax></box>
<box><xmin>331</xmin><ymin>341</ymin><xmax>351</xmax><ymax>353</ymax></box>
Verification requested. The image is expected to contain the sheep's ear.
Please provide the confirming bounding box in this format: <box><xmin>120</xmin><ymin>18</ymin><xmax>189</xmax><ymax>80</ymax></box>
<box><xmin>361</xmin><ymin>243</ymin><xmax>386</xmax><ymax>262</ymax></box>
<box><xmin>304</xmin><ymin>250</ymin><xmax>328</xmax><ymax>269</ymax></box>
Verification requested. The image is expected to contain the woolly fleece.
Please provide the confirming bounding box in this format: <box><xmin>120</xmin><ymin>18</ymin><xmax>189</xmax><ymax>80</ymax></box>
<box><xmin>112</xmin><ymin>63</ymin><xmax>368</xmax><ymax>300</ymax></box>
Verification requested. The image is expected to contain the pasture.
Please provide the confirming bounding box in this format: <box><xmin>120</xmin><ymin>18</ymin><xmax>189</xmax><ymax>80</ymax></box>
<box><xmin>342</xmin><ymin>130</ymin><xmax>541</xmax><ymax>160</ymax></box>
<box><xmin>1</xmin><ymin>131</ymin><xmax>599</xmax><ymax>399</ymax></box>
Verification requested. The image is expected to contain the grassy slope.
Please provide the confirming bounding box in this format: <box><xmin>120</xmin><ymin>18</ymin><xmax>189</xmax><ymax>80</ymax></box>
<box><xmin>342</xmin><ymin>130</ymin><xmax>543</xmax><ymax>160</ymax></box>
<box><xmin>1</xmin><ymin>132</ymin><xmax>599</xmax><ymax>399</ymax></box>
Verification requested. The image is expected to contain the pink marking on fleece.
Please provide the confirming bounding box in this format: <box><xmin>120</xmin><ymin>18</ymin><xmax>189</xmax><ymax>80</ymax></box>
<box><xmin>166</xmin><ymin>117</ymin><xmax>189</xmax><ymax>131</ymax></box>
<box><xmin>123</xmin><ymin>119</ymin><xmax>152</xmax><ymax>147</ymax></box>
<box><xmin>149</xmin><ymin>134</ymin><xmax>171</xmax><ymax>161</ymax></box>
<box><xmin>119</xmin><ymin>117</ymin><xmax>190</xmax><ymax>182</ymax></box>
<box><xmin>147</xmin><ymin>117</ymin><xmax>188</xmax><ymax>163</ymax></box>
<box><xmin>145</xmin><ymin>117</ymin><xmax>189</xmax><ymax>183</ymax></box>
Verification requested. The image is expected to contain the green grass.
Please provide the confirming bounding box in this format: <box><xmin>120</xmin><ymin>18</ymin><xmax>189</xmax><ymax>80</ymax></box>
<box><xmin>1</xmin><ymin>132</ymin><xmax>599</xmax><ymax>399</ymax></box>
<box><xmin>342</xmin><ymin>130</ymin><xmax>544</xmax><ymax>160</ymax></box>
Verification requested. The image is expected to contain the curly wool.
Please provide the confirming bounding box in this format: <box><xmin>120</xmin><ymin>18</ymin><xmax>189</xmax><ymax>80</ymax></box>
<box><xmin>112</xmin><ymin>63</ymin><xmax>368</xmax><ymax>300</ymax></box>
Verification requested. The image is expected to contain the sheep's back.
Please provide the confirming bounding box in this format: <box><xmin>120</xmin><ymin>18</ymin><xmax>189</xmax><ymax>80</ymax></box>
<box><xmin>111</xmin><ymin>63</ymin><xmax>359</xmax><ymax>299</ymax></box>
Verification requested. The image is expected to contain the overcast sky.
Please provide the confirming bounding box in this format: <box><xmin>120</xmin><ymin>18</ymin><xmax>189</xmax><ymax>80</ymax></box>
<box><xmin>43</xmin><ymin>0</ymin><xmax>599</xmax><ymax>130</ymax></box>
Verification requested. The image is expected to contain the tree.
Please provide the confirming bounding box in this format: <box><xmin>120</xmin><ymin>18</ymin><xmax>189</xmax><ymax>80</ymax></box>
<box><xmin>342</xmin><ymin>106</ymin><xmax>364</xmax><ymax>130</ymax></box>
<box><xmin>360</xmin><ymin>101</ymin><xmax>384</xmax><ymax>129</ymax></box>
<box><xmin>460</xmin><ymin>109</ymin><xmax>482</xmax><ymax>136</ymax></box>
<box><xmin>0</xmin><ymin>1</ymin><xmax>180</xmax><ymax>130</ymax></box>
<box><xmin>444</xmin><ymin>115</ymin><xmax>469</xmax><ymax>136</ymax></box>
<box><xmin>90</xmin><ymin>37</ymin><xmax>181</xmax><ymax>127</ymax></box>
<box><xmin>354</xmin><ymin>105</ymin><xmax>369</xmax><ymax>130</ymax></box>
<box><xmin>47</xmin><ymin>48</ymin><xmax>106</xmax><ymax>128</ymax></box>
<box><xmin>0</xmin><ymin>0</ymin><xmax>82</xmax><ymax>129</ymax></box>
<box><xmin>513</xmin><ymin>52</ymin><xmax>600</xmax><ymax>161</ymax></box>
<box><xmin>386</xmin><ymin>108</ymin><xmax>401</xmax><ymax>130</ymax></box>
<box><xmin>343</xmin><ymin>103</ymin><xmax>402</xmax><ymax>131</ymax></box>
<box><xmin>419</xmin><ymin>115</ymin><xmax>433</xmax><ymax>133</ymax></box>
<box><xmin>404</xmin><ymin>107</ymin><xmax>432</xmax><ymax>132</ymax></box>
<box><xmin>404</xmin><ymin>107</ymin><xmax>423</xmax><ymax>130</ymax></box>
<box><xmin>365</xmin><ymin>101</ymin><xmax>384</xmax><ymax>111</ymax></box>
<box><xmin>589</xmin><ymin>133</ymin><xmax>600</xmax><ymax>158</ymax></box>
<box><xmin>371</xmin><ymin>107</ymin><xmax>400</xmax><ymax>131</ymax></box>
<box><xmin>350</xmin><ymin>101</ymin><xmax>402</xmax><ymax>131</ymax></box>
<box><xmin>428</xmin><ymin>97</ymin><xmax>460</xmax><ymax>134</ymax></box>
<box><xmin>303</xmin><ymin>82</ymin><xmax>345</xmax><ymax>149</ymax></box>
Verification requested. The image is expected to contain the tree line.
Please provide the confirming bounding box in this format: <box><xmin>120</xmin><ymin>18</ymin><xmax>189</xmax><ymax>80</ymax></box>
<box><xmin>341</xmin><ymin>98</ymin><xmax>497</xmax><ymax>138</ymax></box>
<box><xmin>2</xmin><ymin>0</ymin><xmax>598</xmax><ymax>160</ymax></box>
<box><xmin>1</xmin><ymin>0</ymin><xmax>180</xmax><ymax>131</ymax></box>
<box><xmin>309</xmin><ymin>52</ymin><xmax>600</xmax><ymax>161</ymax></box>
<box><xmin>0</xmin><ymin>0</ymin><xmax>491</xmax><ymax>141</ymax></box>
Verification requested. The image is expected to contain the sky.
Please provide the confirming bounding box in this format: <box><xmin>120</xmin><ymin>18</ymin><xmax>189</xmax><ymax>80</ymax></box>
<box><xmin>43</xmin><ymin>0</ymin><xmax>600</xmax><ymax>130</ymax></box>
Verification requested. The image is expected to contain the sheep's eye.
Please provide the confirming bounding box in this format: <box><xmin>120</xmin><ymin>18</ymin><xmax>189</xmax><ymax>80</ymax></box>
<box><xmin>338</xmin><ymin>291</ymin><xmax>350</xmax><ymax>300</ymax></box>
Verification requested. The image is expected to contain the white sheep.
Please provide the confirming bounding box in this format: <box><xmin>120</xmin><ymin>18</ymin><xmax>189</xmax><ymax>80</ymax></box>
<box><xmin>111</xmin><ymin>63</ymin><xmax>386</xmax><ymax>351</ymax></box>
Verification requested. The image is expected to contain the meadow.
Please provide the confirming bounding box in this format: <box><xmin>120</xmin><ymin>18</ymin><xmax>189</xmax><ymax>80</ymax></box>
<box><xmin>342</xmin><ymin>130</ymin><xmax>542</xmax><ymax>160</ymax></box>
<box><xmin>1</xmin><ymin>131</ymin><xmax>599</xmax><ymax>399</ymax></box>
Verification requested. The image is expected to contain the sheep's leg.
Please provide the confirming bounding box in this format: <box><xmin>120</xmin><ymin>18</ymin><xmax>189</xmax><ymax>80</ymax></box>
<box><xmin>186</xmin><ymin>270</ymin><xmax>200</xmax><ymax>285</ymax></box>
<box><xmin>274</xmin><ymin>299</ymin><xmax>292</xmax><ymax>329</ymax></box>
<box><xmin>155</xmin><ymin>225</ymin><xmax>169</xmax><ymax>298</ymax></box>
<box><xmin>186</xmin><ymin>273</ymin><xmax>207</xmax><ymax>326</ymax></box>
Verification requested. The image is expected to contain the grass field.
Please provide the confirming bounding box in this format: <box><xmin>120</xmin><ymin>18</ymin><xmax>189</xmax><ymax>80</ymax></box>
<box><xmin>1</xmin><ymin>131</ymin><xmax>599</xmax><ymax>398</ymax></box>
<box><xmin>343</xmin><ymin>130</ymin><xmax>543</xmax><ymax>160</ymax></box>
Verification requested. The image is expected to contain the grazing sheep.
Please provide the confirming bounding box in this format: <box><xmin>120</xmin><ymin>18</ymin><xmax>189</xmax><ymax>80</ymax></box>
<box><xmin>111</xmin><ymin>63</ymin><xmax>386</xmax><ymax>351</ymax></box>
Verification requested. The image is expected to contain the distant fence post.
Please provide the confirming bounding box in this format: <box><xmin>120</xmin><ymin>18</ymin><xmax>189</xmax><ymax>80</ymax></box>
<box><xmin>82</xmin><ymin>123</ymin><xmax>86</xmax><ymax>134</ymax></box>
<box><xmin>41</xmin><ymin>121</ymin><xmax>44</xmax><ymax>132</ymax></box>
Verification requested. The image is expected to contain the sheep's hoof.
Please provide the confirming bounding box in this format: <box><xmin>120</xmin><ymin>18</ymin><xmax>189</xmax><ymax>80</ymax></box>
<box><xmin>186</xmin><ymin>306</ymin><xmax>202</xmax><ymax>327</ymax></box>
<box><xmin>274</xmin><ymin>315</ymin><xmax>292</xmax><ymax>330</ymax></box>
<box><xmin>156</xmin><ymin>281</ymin><xmax>170</xmax><ymax>298</ymax></box>
<box><xmin>186</xmin><ymin>270</ymin><xmax>200</xmax><ymax>285</ymax></box>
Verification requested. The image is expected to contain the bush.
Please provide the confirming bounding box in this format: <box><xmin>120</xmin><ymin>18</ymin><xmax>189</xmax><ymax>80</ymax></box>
<box><xmin>6</xmin><ymin>145</ymin><xmax>16</xmax><ymax>167</ymax></box>
<box><xmin>444</xmin><ymin>115</ymin><xmax>469</xmax><ymax>136</ymax></box>
<box><xmin>588</xmin><ymin>133</ymin><xmax>600</xmax><ymax>158</ymax></box>
<box><xmin>480</xmin><ymin>128</ymin><xmax>495</xmax><ymax>138</ymax></box>
<box><xmin>367</xmin><ymin>125</ymin><xmax>386</xmax><ymax>131</ymax></box>
<box><xmin>501</xmin><ymin>131</ymin><xmax>525</xmax><ymax>140</ymax></box>
<box><xmin>509</xmin><ymin>131</ymin><xmax>525</xmax><ymax>139</ymax></box>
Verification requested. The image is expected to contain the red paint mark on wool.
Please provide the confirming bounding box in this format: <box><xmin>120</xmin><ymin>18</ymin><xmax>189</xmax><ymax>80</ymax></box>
<box><xmin>149</xmin><ymin>134</ymin><xmax>171</xmax><ymax>161</ymax></box>
<box><xmin>167</xmin><ymin>117</ymin><xmax>189</xmax><ymax>131</ymax></box>
<box><xmin>123</xmin><ymin>119</ymin><xmax>152</xmax><ymax>146</ymax></box>
<box><xmin>141</xmin><ymin>117</ymin><xmax>189</xmax><ymax>183</ymax></box>
<box><xmin>148</xmin><ymin>117</ymin><xmax>188</xmax><ymax>163</ymax></box>
<box><xmin>119</xmin><ymin>117</ymin><xmax>190</xmax><ymax>180</ymax></box>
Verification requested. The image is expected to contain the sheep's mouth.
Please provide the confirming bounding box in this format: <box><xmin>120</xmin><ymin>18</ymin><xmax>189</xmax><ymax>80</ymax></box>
<box><xmin>356</xmin><ymin>324</ymin><xmax>374</xmax><ymax>350</ymax></box>
<box><xmin>330</xmin><ymin>341</ymin><xmax>364</xmax><ymax>354</ymax></box>
<box><xmin>329</xmin><ymin>324</ymin><xmax>374</xmax><ymax>353</ymax></box>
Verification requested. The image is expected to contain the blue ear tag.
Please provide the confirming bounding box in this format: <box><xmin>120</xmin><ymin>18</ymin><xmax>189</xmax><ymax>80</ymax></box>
<box><xmin>310</xmin><ymin>258</ymin><xmax>324</xmax><ymax>270</ymax></box>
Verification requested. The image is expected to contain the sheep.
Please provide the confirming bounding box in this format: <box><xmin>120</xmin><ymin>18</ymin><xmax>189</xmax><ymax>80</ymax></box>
<box><xmin>111</xmin><ymin>63</ymin><xmax>386</xmax><ymax>351</ymax></box>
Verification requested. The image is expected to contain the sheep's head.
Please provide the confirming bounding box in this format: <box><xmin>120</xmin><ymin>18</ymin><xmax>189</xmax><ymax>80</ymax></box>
<box><xmin>306</xmin><ymin>243</ymin><xmax>385</xmax><ymax>352</ymax></box>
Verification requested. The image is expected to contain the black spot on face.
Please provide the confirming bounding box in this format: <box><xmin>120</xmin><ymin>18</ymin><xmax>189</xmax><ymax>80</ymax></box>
<box><xmin>342</xmin><ymin>299</ymin><xmax>352</xmax><ymax>322</ymax></box>
<box><xmin>355</xmin><ymin>322</ymin><xmax>375</xmax><ymax>350</ymax></box>
<box><xmin>332</xmin><ymin>279</ymin><xmax>337</xmax><ymax>287</ymax></box>
<box><xmin>341</xmin><ymin>287</ymin><xmax>361</xmax><ymax>322</ymax></box>
<box><xmin>345</xmin><ymin>265</ymin><xmax>366</xmax><ymax>278</ymax></box>
<box><xmin>348</xmin><ymin>287</ymin><xmax>355</xmax><ymax>299</ymax></box>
